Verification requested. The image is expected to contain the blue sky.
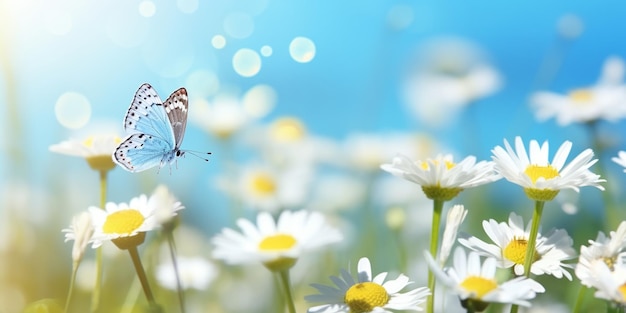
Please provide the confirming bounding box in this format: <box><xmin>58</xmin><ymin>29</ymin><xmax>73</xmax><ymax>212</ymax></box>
<box><xmin>2</xmin><ymin>1</ymin><xmax>625</xmax><ymax>219</ymax></box>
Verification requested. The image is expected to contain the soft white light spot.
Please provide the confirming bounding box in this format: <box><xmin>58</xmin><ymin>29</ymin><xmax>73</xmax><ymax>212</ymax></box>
<box><xmin>260</xmin><ymin>45</ymin><xmax>273</xmax><ymax>57</ymax></box>
<box><xmin>232</xmin><ymin>49</ymin><xmax>261</xmax><ymax>77</ymax></box>
<box><xmin>289</xmin><ymin>37</ymin><xmax>316</xmax><ymax>63</ymax></box>
<box><xmin>243</xmin><ymin>84</ymin><xmax>277</xmax><ymax>118</ymax></box>
<box><xmin>44</xmin><ymin>9</ymin><xmax>72</xmax><ymax>35</ymax></box>
<box><xmin>138</xmin><ymin>1</ymin><xmax>156</xmax><ymax>17</ymax></box>
<box><xmin>107</xmin><ymin>9</ymin><xmax>150</xmax><ymax>48</ymax></box>
<box><xmin>177</xmin><ymin>0</ymin><xmax>199</xmax><ymax>14</ymax></box>
<box><xmin>387</xmin><ymin>5</ymin><xmax>414</xmax><ymax>30</ymax></box>
<box><xmin>212</xmin><ymin>35</ymin><xmax>226</xmax><ymax>49</ymax></box>
<box><xmin>185</xmin><ymin>70</ymin><xmax>220</xmax><ymax>98</ymax></box>
<box><xmin>55</xmin><ymin>92</ymin><xmax>91</xmax><ymax>129</ymax></box>
<box><xmin>602</xmin><ymin>56</ymin><xmax>625</xmax><ymax>85</ymax></box>
<box><xmin>558</xmin><ymin>14</ymin><xmax>584</xmax><ymax>39</ymax></box>
<box><xmin>223</xmin><ymin>12</ymin><xmax>254</xmax><ymax>39</ymax></box>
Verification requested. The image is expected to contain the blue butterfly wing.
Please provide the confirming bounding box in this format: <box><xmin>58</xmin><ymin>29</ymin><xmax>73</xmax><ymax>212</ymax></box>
<box><xmin>163</xmin><ymin>87</ymin><xmax>188</xmax><ymax>148</ymax></box>
<box><xmin>124</xmin><ymin>83</ymin><xmax>175</xmax><ymax>145</ymax></box>
<box><xmin>113</xmin><ymin>133</ymin><xmax>176</xmax><ymax>172</ymax></box>
<box><xmin>114</xmin><ymin>84</ymin><xmax>191</xmax><ymax>173</ymax></box>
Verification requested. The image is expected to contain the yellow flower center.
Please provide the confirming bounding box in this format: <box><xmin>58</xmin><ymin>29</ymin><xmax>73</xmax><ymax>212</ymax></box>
<box><xmin>82</xmin><ymin>136</ymin><xmax>121</xmax><ymax>172</ymax></box>
<box><xmin>604</xmin><ymin>256</ymin><xmax>618</xmax><ymax>271</ymax></box>
<box><xmin>86</xmin><ymin>155</ymin><xmax>117</xmax><ymax>172</ymax></box>
<box><xmin>420</xmin><ymin>160</ymin><xmax>455</xmax><ymax>170</ymax></box>
<box><xmin>503</xmin><ymin>237</ymin><xmax>539</xmax><ymax>265</ymax></box>
<box><xmin>524</xmin><ymin>164</ymin><xmax>559</xmax><ymax>184</ymax></box>
<box><xmin>214</xmin><ymin>127</ymin><xmax>237</xmax><ymax>140</ymax></box>
<box><xmin>102</xmin><ymin>209</ymin><xmax>145</xmax><ymax>235</ymax></box>
<box><xmin>459</xmin><ymin>276</ymin><xmax>498</xmax><ymax>299</ymax></box>
<box><xmin>271</xmin><ymin>117</ymin><xmax>306</xmax><ymax>142</ymax></box>
<box><xmin>344</xmin><ymin>282</ymin><xmax>389</xmax><ymax>313</ymax></box>
<box><xmin>83</xmin><ymin>136</ymin><xmax>96</xmax><ymax>147</ymax></box>
<box><xmin>258</xmin><ymin>234</ymin><xmax>297</xmax><ymax>251</ymax></box>
<box><xmin>258</xmin><ymin>234</ymin><xmax>298</xmax><ymax>272</ymax></box>
<box><xmin>250</xmin><ymin>173</ymin><xmax>277</xmax><ymax>196</ymax></box>
<box><xmin>618</xmin><ymin>283</ymin><xmax>626</xmax><ymax>302</ymax></box>
<box><xmin>569</xmin><ymin>89</ymin><xmax>593</xmax><ymax>104</ymax></box>
<box><xmin>82</xmin><ymin>136</ymin><xmax>122</xmax><ymax>147</ymax></box>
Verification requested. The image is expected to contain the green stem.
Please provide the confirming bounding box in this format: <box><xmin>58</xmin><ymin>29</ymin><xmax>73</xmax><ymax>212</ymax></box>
<box><xmin>427</xmin><ymin>199</ymin><xmax>444</xmax><ymax>313</ymax></box>
<box><xmin>392</xmin><ymin>227</ymin><xmax>408</xmax><ymax>273</ymax></box>
<box><xmin>510</xmin><ymin>200</ymin><xmax>545</xmax><ymax>313</ymax></box>
<box><xmin>572</xmin><ymin>284</ymin><xmax>587</xmax><ymax>313</ymax></box>
<box><xmin>91</xmin><ymin>248</ymin><xmax>103</xmax><ymax>312</ymax></box>
<box><xmin>167</xmin><ymin>232</ymin><xmax>186</xmax><ymax>313</ymax></box>
<box><xmin>608</xmin><ymin>302</ymin><xmax>621</xmax><ymax>313</ymax></box>
<box><xmin>361</xmin><ymin>172</ymin><xmax>378</xmax><ymax>262</ymax></box>
<box><xmin>128</xmin><ymin>246</ymin><xmax>155</xmax><ymax>304</ymax></box>
<box><xmin>0</xmin><ymin>2</ymin><xmax>26</xmax><ymax>177</ymax></box>
<box><xmin>91</xmin><ymin>170</ymin><xmax>108</xmax><ymax>312</ymax></box>
<box><xmin>120</xmin><ymin>277</ymin><xmax>141</xmax><ymax>313</ymax></box>
<box><xmin>587</xmin><ymin>121</ymin><xmax>617</xmax><ymax>231</ymax></box>
<box><xmin>277</xmin><ymin>270</ymin><xmax>296</xmax><ymax>313</ymax></box>
<box><xmin>523</xmin><ymin>201</ymin><xmax>544</xmax><ymax>277</ymax></box>
<box><xmin>64</xmin><ymin>262</ymin><xmax>79</xmax><ymax>313</ymax></box>
<box><xmin>99</xmin><ymin>170</ymin><xmax>107</xmax><ymax>209</ymax></box>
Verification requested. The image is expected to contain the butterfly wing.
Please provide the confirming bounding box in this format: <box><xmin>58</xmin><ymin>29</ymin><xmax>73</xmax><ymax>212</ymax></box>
<box><xmin>163</xmin><ymin>87</ymin><xmax>188</xmax><ymax>149</ymax></box>
<box><xmin>124</xmin><ymin>83</ymin><xmax>175</xmax><ymax>144</ymax></box>
<box><xmin>113</xmin><ymin>133</ymin><xmax>176</xmax><ymax>172</ymax></box>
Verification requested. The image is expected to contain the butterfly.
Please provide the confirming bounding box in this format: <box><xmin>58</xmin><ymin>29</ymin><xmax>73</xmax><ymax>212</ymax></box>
<box><xmin>113</xmin><ymin>83</ymin><xmax>209</xmax><ymax>173</ymax></box>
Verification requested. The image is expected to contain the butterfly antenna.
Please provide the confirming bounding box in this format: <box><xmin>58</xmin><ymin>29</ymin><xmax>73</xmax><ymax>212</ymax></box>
<box><xmin>186</xmin><ymin>150</ymin><xmax>212</xmax><ymax>162</ymax></box>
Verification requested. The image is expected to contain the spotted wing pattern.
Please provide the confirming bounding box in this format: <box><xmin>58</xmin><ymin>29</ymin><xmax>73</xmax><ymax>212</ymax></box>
<box><xmin>163</xmin><ymin>87</ymin><xmax>188</xmax><ymax>148</ymax></box>
<box><xmin>113</xmin><ymin>83</ymin><xmax>185</xmax><ymax>173</ymax></box>
<box><xmin>123</xmin><ymin>83</ymin><xmax>174</xmax><ymax>143</ymax></box>
<box><xmin>113</xmin><ymin>133</ymin><xmax>176</xmax><ymax>172</ymax></box>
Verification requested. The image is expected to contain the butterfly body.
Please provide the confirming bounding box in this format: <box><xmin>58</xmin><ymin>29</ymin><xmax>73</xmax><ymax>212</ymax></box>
<box><xmin>113</xmin><ymin>83</ymin><xmax>191</xmax><ymax>172</ymax></box>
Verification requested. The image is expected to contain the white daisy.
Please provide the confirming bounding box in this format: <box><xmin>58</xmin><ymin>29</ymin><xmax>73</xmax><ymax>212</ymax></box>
<box><xmin>227</xmin><ymin>164</ymin><xmax>313</xmax><ymax>212</ymax></box>
<box><xmin>612</xmin><ymin>151</ymin><xmax>626</xmax><ymax>172</ymax></box>
<box><xmin>245</xmin><ymin>116</ymin><xmax>336</xmax><ymax>167</ymax></box>
<box><xmin>532</xmin><ymin>57</ymin><xmax>626</xmax><ymax>126</ymax></box>
<box><xmin>305</xmin><ymin>257</ymin><xmax>430</xmax><ymax>313</ymax></box>
<box><xmin>491</xmin><ymin>136</ymin><xmax>604</xmax><ymax>201</ymax></box>
<box><xmin>531</xmin><ymin>86</ymin><xmax>626</xmax><ymax>126</ymax></box>
<box><xmin>62</xmin><ymin>211</ymin><xmax>95</xmax><ymax>263</ymax></box>
<box><xmin>148</xmin><ymin>185</ymin><xmax>185</xmax><ymax>227</ymax></box>
<box><xmin>576</xmin><ymin>221</ymin><xmax>626</xmax><ymax>288</ymax></box>
<box><xmin>49</xmin><ymin>135</ymin><xmax>122</xmax><ymax>171</ymax></box>
<box><xmin>155</xmin><ymin>256</ymin><xmax>217</xmax><ymax>291</ymax></box>
<box><xmin>211</xmin><ymin>210</ymin><xmax>342</xmax><ymax>271</ymax></box>
<box><xmin>190</xmin><ymin>95</ymin><xmax>250</xmax><ymax>139</ymax></box>
<box><xmin>425</xmin><ymin>247</ymin><xmax>545</xmax><ymax>310</ymax></box>
<box><xmin>381</xmin><ymin>153</ymin><xmax>500</xmax><ymax>201</ymax></box>
<box><xmin>189</xmin><ymin>85</ymin><xmax>275</xmax><ymax>139</ymax></box>
<box><xmin>89</xmin><ymin>195</ymin><xmax>165</xmax><ymax>249</ymax></box>
<box><xmin>584</xmin><ymin>260</ymin><xmax>626</xmax><ymax>305</ymax></box>
<box><xmin>439</xmin><ymin>204</ymin><xmax>468</xmax><ymax>265</ymax></box>
<box><xmin>459</xmin><ymin>212</ymin><xmax>577</xmax><ymax>280</ymax></box>
<box><xmin>403</xmin><ymin>38</ymin><xmax>502</xmax><ymax>129</ymax></box>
